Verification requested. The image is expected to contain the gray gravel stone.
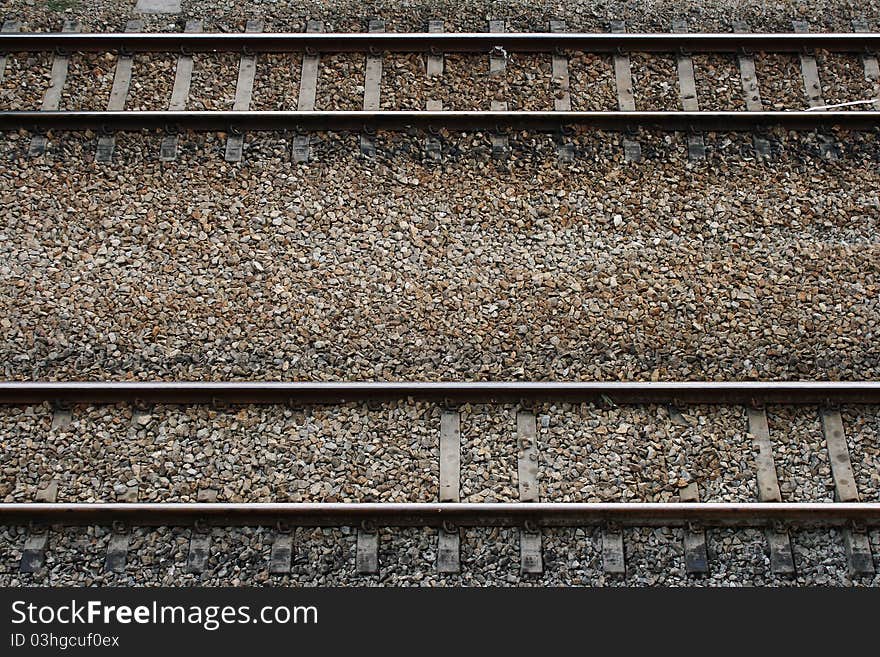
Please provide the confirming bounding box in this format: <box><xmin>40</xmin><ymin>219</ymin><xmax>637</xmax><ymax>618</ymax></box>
<box><xmin>842</xmin><ymin>405</ymin><xmax>880</xmax><ymax>501</ymax></box>
<box><xmin>2</xmin><ymin>403</ymin><xmax>439</xmax><ymax>503</ymax></box>
<box><xmin>766</xmin><ymin>406</ymin><xmax>834</xmax><ymax>502</ymax></box>
<box><xmin>460</xmin><ymin>404</ymin><xmax>518</xmax><ymax>502</ymax></box>
<box><xmin>1</xmin><ymin>525</ymin><xmax>877</xmax><ymax>586</ymax></box>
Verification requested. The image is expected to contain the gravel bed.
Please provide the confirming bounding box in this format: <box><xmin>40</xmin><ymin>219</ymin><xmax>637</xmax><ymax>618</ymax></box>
<box><xmin>534</xmin><ymin>528</ymin><xmax>602</xmax><ymax>585</ymax></box>
<box><xmin>766</xmin><ymin>406</ymin><xmax>834</xmax><ymax>502</ymax></box>
<box><xmin>658</xmin><ymin>405</ymin><xmax>755</xmax><ymax>502</ymax></box>
<box><xmin>288</xmin><ymin>528</ymin><xmax>358</xmax><ymax>586</ymax></box>
<box><xmin>458</xmin><ymin>528</ymin><xmax>524</xmax><ymax>585</ymax></box>
<box><xmin>693</xmin><ymin>54</ymin><xmax>746</xmax><ymax>111</ymax></box>
<box><xmin>0</xmin><ymin>52</ymin><xmax>51</xmax><ymax>110</ymax></box>
<box><xmin>0</xmin><ymin>527</ymin><xmax>113</xmax><ymax>587</ymax></box>
<box><xmin>568</xmin><ymin>53</ymin><xmax>616</xmax><ymax>111</ymax></box>
<box><xmin>380</xmin><ymin>54</ymin><xmax>427</xmax><ymax>110</ymax></box>
<box><xmin>58</xmin><ymin>52</ymin><xmax>115</xmax><ymax>110</ymax></box>
<box><xmin>166</xmin><ymin>528</ymin><xmax>273</xmax><ymax>587</ymax></box>
<box><xmin>251</xmin><ymin>53</ymin><xmax>301</xmax><ymax>110</ymax></box>
<box><xmin>188</xmin><ymin>53</ymin><xmax>238</xmax><ymax>109</ymax></box>
<box><xmin>786</xmin><ymin>529</ymin><xmax>855</xmax><ymax>585</ymax></box>
<box><xmin>129</xmin><ymin>526</ymin><xmax>369</xmax><ymax>587</ymax></box>
<box><xmin>126</xmin><ymin>53</ymin><xmax>177</xmax><ymax>111</ymax></box>
<box><xmin>0</xmin><ymin>404</ymin><xmax>53</xmax><ymax>502</ymax></box>
<box><xmin>436</xmin><ymin>54</ymin><xmax>490</xmax><ymax>110</ymax></box>
<box><xmin>1</xmin><ymin>130</ymin><xmax>879</xmax><ymax>382</ymax></box>
<box><xmin>315</xmin><ymin>53</ymin><xmax>364</xmax><ymax>110</ymax></box>
<box><xmin>370</xmin><ymin>528</ymin><xmax>435</xmax><ymax>585</ymax></box>
<box><xmin>630</xmin><ymin>53</ymin><xmax>679</xmax><ymax>110</ymax></box>
<box><xmin>870</xmin><ymin>530</ymin><xmax>880</xmax><ymax>580</ymax></box>
<box><xmin>0</xmin><ymin>400</ymin><xmax>806</xmax><ymax>508</ymax></box>
<box><xmin>437</xmin><ymin>528</ymin><xmax>521</xmax><ymax>585</ymax></box>
<box><xmin>702</xmin><ymin>528</ymin><xmax>771</xmax><ymax>585</ymax></box>
<box><xmin>512</xmin><ymin>398</ymin><xmax>759</xmax><ymax>507</ymax></box>
<box><xmin>3</xmin><ymin>0</ymin><xmax>879</xmax><ymax>34</ymax></box>
<box><xmin>297</xmin><ymin>402</ymin><xmax>438</xmax><ymax>502</ymax></box>
<box><xmin>4</xmin><ymin>404</ymin><xmax>135</xmax><ymax>503</ymax></box>
<box><xmin>6</xmin><ymin>3</ymin><xmax>872</xmax><ymax>118</ymax></box>
<box><xmin>841</xmin><ymin>405</ymin><xmax>880</xmax><ymax>501</ymax></box>
<box><xmin>2</xmin><ymin>525</ymin><xmax>877</xmax><ymax>585</ymax></box>
<box><xmin>39</xmin><ymin>526</ymin><xmax>111</xmax><ymax>586</ymax></box>
<box><xmin>460</xmin><ymin>405</ymin><xmax>518</xmax><ymax>502</ymax></box>
<box><xmin>0</xmin><ymin>527</ymin><xmax>26</xmax><ymax>584</ymax></box>
<box><xmin>383</xmin><ymin>528</ymin><xmax>594</xmax><ymax>586</ymax></box>
<box><xmin>537</xmin><ymin>403</ymin><xmax>677</xmax><ymax>503</ymax></box>
<box><xmin>505</xmin><ymin>54</ymin><xmax>554</xmax><ymax>111</ymax></box>
<box><xmin>704</xmin><ymin>528</ymin><xmax>865</xmax><ymax>586</ymax></box>
<box><xmin>604</xmin><ymin>528</ymin><xmax>685</xmax><ymax>586</ymax></box>
<box><xmin>816</xmin><ymin>51</ymin><xmax>877</xmax><ymax>109</ymax></box>
<box><xmin>1</xmin><ymin>402</ymin><xmax>438</xmax><ymax>503</ymax></box>
<box><xmin>119</xmin><ymin>527</ymin><xmax>199</xmax><ymax>586</ymax></box>
<box><xmin>633</xmin><ymin>129</ymin><xmax>688</xmax><ymax>161</ymax></box>
<box><xmin>233</xmin><ymin>133</ymin><xmax>295</xmax><ymax>161</ymax></box>
<box><xmin>755</xmin><ymin>54</ymin><xmax>806</xmax><ymax>109</ymax></box>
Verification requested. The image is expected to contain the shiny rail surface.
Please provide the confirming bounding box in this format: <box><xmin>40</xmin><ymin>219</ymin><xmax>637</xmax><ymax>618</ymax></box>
<box><xmin>1</xmin><ymin>381</ymin><xmax>878</xmax><ymax>405</ymax></box>
<box><xmin>1</xmin><ymin>31</ymin><xmax>879</xmax><ymax>53</ymax></box>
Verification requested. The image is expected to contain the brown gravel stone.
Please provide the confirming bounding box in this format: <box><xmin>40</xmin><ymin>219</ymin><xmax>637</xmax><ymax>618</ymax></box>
<box><xmin>693</xmin><ymin>54</ymin><xmax>747</xmax><ymax>111</ymax></box>
<box><xmin>1</xmin><ymin>129</ymin><xmax>879</xmax><ymax>382</ymax></box>
<box><xmin>0</xmin><ymin>0</ymin><xmax>875</xmax><ymax>35</ymax></box>
<box><xmin>631</xmin><ymin>53</ymin><xmax>679</xmax><ymax>110</ymax></box>
<box><xmin>755</xmin><ymin>53</ymin><xmax>805</xmax><ymax>109</ymax></box>
<box><xmin>126</xmin><ymin>54</ymin><xmax>177</xmax><ymax>111</ymax></box>
<box><xmin>816</xmin><ymin>51</ymin><xmax>877</xmax><ymax>108</ymax></box>
<box><xmin>569</xmin><ymin>53</ymin><xmax>616</xmax><ymax>111</ymax></box>
<box><xmin>436</xmin><ymin>54</ymin><xmax>490</xmax><ymax>110</ymax></box>
<box><xmin>381</xmin><ymin>53</ymin><xmax>428</xmax><ymax>110</ymax></box>
<box><xmin>59</xmin><ymin>52</ymin><xmax>115</xmax><ymax>110</ymax></box>
<box><xmin>188</xmin><ymin>53</ymin><xmax>238</xmax><ymax>110</ymax></box>
<box><xmin>506</xmin><ymin>54</ymin><xmax>554</xmax><ymax>110</ymax></box>
<box><xmin>0</xmin><ymin>52</ymin><xmax>51</xmax><ymax>110</ymax></box>
<box><xmin>251</xmin><ymin>53</ymin><xmax>302</xmax><ymax>110</ymax></box>
<box><xmin>315</xmin><ymin>53</ymin><xmax>364</xmax><ymax>110</ymax></box>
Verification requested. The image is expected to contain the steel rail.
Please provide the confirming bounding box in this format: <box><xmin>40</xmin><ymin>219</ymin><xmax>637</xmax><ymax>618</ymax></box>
<box><xmin>1</xmin><ymin>110</ymin><xmax>879</xmax><ymax>132</ymax></box>
<box><xmin>1</xmin><ymin>381</ymin><xmax>878</xmax><ymax>405</ymax></box>
<box><xmin>2</xmin><ymin>502</ymin><xmax>879</xmax><ymax>528</ymax></box>
<box><xmin>1</xmin><ymin>31</ymin><xmax>879</xmax><ymax>54</ymax></box>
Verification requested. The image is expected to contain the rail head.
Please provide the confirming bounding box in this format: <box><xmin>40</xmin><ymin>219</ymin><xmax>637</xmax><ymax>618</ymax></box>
<box><xmin>0</xmin><ymin>31</ymin><xmax>878</xmax><ymax>53</ymax></box>
<box><xmin>2</xmin><ymin>502</ymin><xmax>880</xmax><ymax>528</ymax></box>
<box><xmin>0</xmin><ymin>381</ymin><xmax>878</xmax><ymax>405</ymax></box>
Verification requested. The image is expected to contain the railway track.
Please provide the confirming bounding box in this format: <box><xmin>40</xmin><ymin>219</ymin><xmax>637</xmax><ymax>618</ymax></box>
<box><xmin>1</xmin><ymin>12</ymin><xmax>879</xmax><ymax>587</ymax></box>
<box><xmin>1</xmin><ymin>23</ymin><xmax>880</xmax><ymax>161</ymax></box>
<box><xmin>2</xmin><ymin>381</ymin><xmax>879</xmax><ymax>579</ymax></box>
